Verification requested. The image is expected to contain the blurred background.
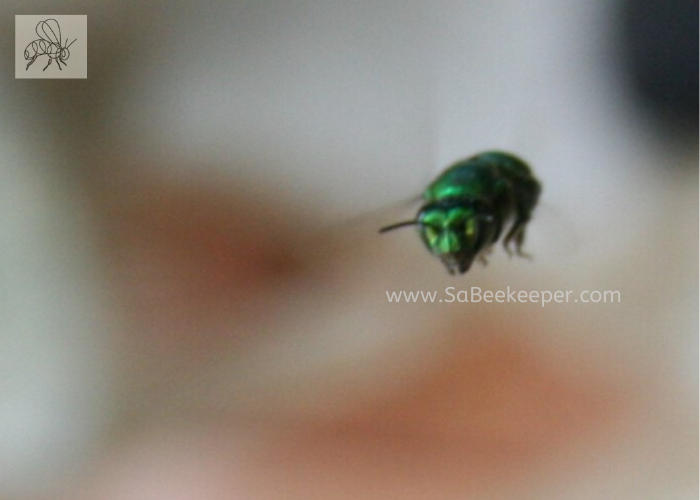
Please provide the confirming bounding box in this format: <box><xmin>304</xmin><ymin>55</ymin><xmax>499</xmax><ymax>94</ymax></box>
<box><xmin>0</xmin><ymin>0</ymin><xmax>697</xmax><ymax>499</ymax></box>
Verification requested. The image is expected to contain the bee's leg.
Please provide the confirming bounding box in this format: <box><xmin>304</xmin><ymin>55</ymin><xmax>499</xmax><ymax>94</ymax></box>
<box><xmin>475</xmin><ymin>215</ymin><xmax>497</xmax><ymax>266</ymax></box>
<box><xmin>504</xmin><ymin>217</ymin><xmax>523</xmax><ymax>254</ymax></box>
<box><xmin>478</xmin><ymin>246</ymin><xmax>493</xmax><ymax>266</ymax></box>
<box><xmin>43</xmin><ymin>58</ymin><xmax>52</xmax><ymax>71</ymax></box>
<box><xmin>514</xmin><ymin>226</ymin><xmax>532</xmax><ymax>259</ymax></box>
<box><xmin>490</xmin><ymin>213</ymin><xmax>503</xmax><ymax>242</ymax></box>
<box><xmin>26</xmin><ymin>57</ymin><xmax>37</xmax><ymax>70</ymax></box>
<box><xmin>504</xmin><ymin>211</ymin><xmax>536</xmax><ymax>259</ymax></box>
<box><xmin>490</xmin><ymin>183</ymin><xmax>517</xmax><ymax>257</ymax></box>
<box><xmin>503</xmin><ymin>218</ymin><xmax>519</xmax><ymax>257</ymax></box>
<box><xmin>504</xmin><ymin>178</ymin><xmax>539</xmax><ymax>258</ymax></box>
<box><xmin>55</xmin><ymin>58</ymin><xmax>63</xmax><ymax>70</ymax></box>
<box><xmin>491</xmin><ymin>183</ymin><xmax>514</xmax><ymax>244</ymax></box>
<box><xmin>503</xmin><ymin>234</ymin><xmax>513</xmax><ymax>257</ymax></box>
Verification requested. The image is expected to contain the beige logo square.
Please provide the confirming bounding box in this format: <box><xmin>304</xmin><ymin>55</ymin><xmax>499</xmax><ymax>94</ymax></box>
<box><xmin>16</xmin><ymin>15</ymin><xmax>87</xmax><ymax>79</ymax></box>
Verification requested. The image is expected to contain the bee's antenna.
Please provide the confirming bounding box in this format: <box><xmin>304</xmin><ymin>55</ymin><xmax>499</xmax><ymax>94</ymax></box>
<box><xmin>379</xmin><ymin>220</ymin><xmax>421</xmax><ymax>234</ymax></box>
<box><xmin>66</xmin><ymin>38</ymin><xmax>77</xmax><ymax>48</ymax></box>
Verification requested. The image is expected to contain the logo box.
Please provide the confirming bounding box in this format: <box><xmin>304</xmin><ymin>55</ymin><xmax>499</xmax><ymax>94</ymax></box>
<box><xmin>16</xmin><ymin>15</ymin><xmax>87</xmax><ymax>79</ymax></box>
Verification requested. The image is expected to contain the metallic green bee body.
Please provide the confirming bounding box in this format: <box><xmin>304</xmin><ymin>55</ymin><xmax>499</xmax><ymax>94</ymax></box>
<box><xmin>380</xmin><ymin>151</ymin><xmax>541</xmax><ymax>275</ymax></box>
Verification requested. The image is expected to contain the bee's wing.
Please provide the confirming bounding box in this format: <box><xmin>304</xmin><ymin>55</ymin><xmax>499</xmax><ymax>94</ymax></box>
<box><xmin>341</xmin><ymin>194</ymin><xmax>422</xmax><ymax>235</ymax></box>
<box><xmin>292</xmin><ymin>195</ymin><xmax>423</xmax><ymax>270</ymax></box>
<box><xmin>523</xmin><ymin>201</ymin><xmax>582</xmax><ymax>261</ymax></box>
<box><xmin>36</xmin><ymin>19</ymin><xmax>62</xmax><ymax>45</ymax></box>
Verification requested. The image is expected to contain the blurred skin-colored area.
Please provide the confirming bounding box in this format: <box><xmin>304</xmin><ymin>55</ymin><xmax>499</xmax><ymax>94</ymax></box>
<box><xmin>0</xmin><ymin>1</ymin><xmax>697</xmax><ymax>499</ymax></box>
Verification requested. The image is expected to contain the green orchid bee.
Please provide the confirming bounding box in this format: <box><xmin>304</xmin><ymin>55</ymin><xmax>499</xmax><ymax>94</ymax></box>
<box><xmin>380</xmin><ymin>151</ymin><xmax>541</xmax><ymax>275</ymax></box>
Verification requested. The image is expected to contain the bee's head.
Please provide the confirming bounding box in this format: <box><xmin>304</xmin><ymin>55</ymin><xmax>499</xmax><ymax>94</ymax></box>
<box><xmin>421</xmin><ymin>202</ymin><xmax>495</xmax><ymax>274</ymax></box>
<box><xmin>379</xmin><ymin>201</ymin><xmax>494</xmax><ymax>275</ymax></box>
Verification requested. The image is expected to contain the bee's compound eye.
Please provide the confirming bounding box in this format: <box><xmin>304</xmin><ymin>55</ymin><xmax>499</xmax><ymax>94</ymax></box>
<box><xmin>464</xmin><ymin>218</ymin><xmax>478</xmax><ymax>239</ymax></box>
<box><xmin>423</xmin><ymin>225</ymin><xmax>439</xmax><ymax>244</ymax></box>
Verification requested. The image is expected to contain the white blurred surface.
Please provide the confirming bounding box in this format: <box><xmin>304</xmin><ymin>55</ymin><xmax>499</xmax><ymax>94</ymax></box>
<box><xmin>0</xmin><ymin>1</ymin><xmax>696</xmax><ymax>499</ymax></box>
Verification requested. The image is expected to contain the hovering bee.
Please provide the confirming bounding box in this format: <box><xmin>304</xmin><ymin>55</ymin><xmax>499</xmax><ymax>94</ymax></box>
<box><xmin>24</xmin><ymin>19</ymin><xmax>77</xmax><ymax>72</ymax></box>
<box><xmin>379</xmin><ymin>151</ymin><xmax>541</xmax><ymax>275</ymax></box>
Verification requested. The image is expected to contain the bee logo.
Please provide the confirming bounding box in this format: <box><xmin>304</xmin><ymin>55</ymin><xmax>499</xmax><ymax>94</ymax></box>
<box><xmin>24</xmin><ymin>19</ymin><xmax>77</xmax><ymax>72</ymax></box>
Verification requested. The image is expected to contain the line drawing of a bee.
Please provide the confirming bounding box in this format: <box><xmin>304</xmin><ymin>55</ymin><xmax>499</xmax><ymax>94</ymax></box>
<box><xmin>24</xmin><ymin>19</ymin><xmax>77</xmax><ymax>72</ymax></box>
